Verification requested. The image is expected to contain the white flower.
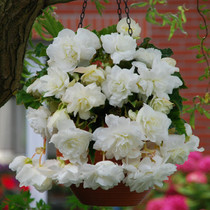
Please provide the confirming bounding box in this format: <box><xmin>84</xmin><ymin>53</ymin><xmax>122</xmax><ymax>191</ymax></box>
<box><xmin>133</xmin><ymin>58</ymin><xmax>182</xmax><ymax>99</ymax></box>
<box><xmin>81</xmin><ymin>161</ymin><xmax>124</xmax><ymax>190</ymax></box>
<box><xmin>149</xmin><ymin>97</ymin><xmax>173</xmax><ymax>114</ymax></box>
<box><xmin>161</xmin><ymin>57</ymin><xmax>177</xmax><ymax>67</ymax></box>
<box><xmin>62</xmin><ymin>83</ymin><xmax>106</xmax><ymax>120</ymax></box>
<box><xmin>135</xmin><ymin>48</ymin><xmax>162</xmax><ymax>68</ymax></box>
<box><xmin>26</xmin><ymin>78</ymin><xmax>44</xmax><ymax>97</ymax></box>
<box><xmin>9</xmin><ymin>156</ymin><xmax>27</xmax><ymax>173</ymax></box>
<box><xmin>136</xmin><ymin>104</ymin><xmax>171</xmax><ymax>144</ymax></box>
<box><xmin>50</xmin><ymin>128</ymin><xmax>92</xmax><ymax>164</ymax></box>
<box><xmin>184</xmin><ymin>123</ymin><xmax>204</xmax><ymax>153</ymax></box>
<box><xmin>10</xmin><ymin>158</ymin><xmax>60</xmax><ymax>192</ymax></box>
<box><xmin>101</xmin><ymin>33</ymin><xmax>137</xmax><ymax>64</ymax></box>
<box><xmin>102</xmin><ymin>65</ymin><xmax>139</xmax><ymax>107</ymax></box>
<box><xmin>160</xmin><ymin>125</ymin><xmax>203</xmax><ymax>165</ymax></box>
<box><xmin>117</xmin><ymin>17</ymin><xmax>141</xmax><ymax>38</ymax></box>
<box><xmin>93</xmin><ymin>114</ymin><xmax>145</xmax><ymax>160</ymax></box>
<box><xmin>123</xmin><ymin>155</ymin><xmax>176</xmax><ymax>193</ymax></box>
<box><xmin>56</xmin><ymin>164</ymin><xmax>82</xmax><ymax>187</ymax></box>
<box><xmin>47</xmin><ymin>109</ymin><xmax>75</xmax><ymax>133</ymax></box>
<box><xmin>27</xmin><ymin>106</ymin><xmax>51</xmax><ymax>139</ymax></box>
<box><xmin>74</xmin><ymin>28</ymin><xmax>101</xmax><ymax>62</ymax></box>
<box><xmin>74</xmin><ymin>65</ymin><xmax>105</xmax><ymax>85</ymax></box>
<box><xmin>40</xmin><ymin>66</ymin><xmax>69</xmax><ymax>99</ymax></box>
<box><xmin>47</xmin><ymin>28</ymin><xmax>100</xmax><ymax>73</ymax></box>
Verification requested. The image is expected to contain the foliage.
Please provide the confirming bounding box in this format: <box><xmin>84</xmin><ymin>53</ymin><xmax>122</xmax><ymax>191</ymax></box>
<box><xmin>91</xmin><ymin>0</ymin><xmax>109</xmax><ymax>16</ymax></box>
<box><xmin>131</xmin><ymin>0</ymin><xmax>187</xmax><ymax>40</ymax></box>
<box><xmin>0</xmin><ymin>190</ymin><xmax>50</xmax><ymax>210</ymax></box>
<box><xmin>183</xmin><ymin>0</ymin><xmax>210</xmax><ymax>129</ymax></box>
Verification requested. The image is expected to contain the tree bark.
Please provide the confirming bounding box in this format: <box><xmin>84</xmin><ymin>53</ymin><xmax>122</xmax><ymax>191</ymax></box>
<box><xmin>0</xmin><ymin>0</ymin><xmax>74</xmax><ymax>108</ymax></box>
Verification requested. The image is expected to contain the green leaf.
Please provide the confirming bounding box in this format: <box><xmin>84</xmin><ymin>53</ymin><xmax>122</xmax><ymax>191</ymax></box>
<box><xmin>131</xmin><ymin>2</ymin><xmax>148</xmax><ymax>8</ymax></box>
<box><xmin>88</xmin><ymin>141</ymin><xmax>96</xmax><ymax>164</ymax></box>
<box><xmin>189</xmin><ymin>109</ymin><xmax>196</xmax><ymax>128</ymax></box>
<box><xmin>34</xmin><ymin>43</ymin><xmax>48</xmax><ymax>57</ymax></box>
<box><xmin>16</xmin><ymin>89</ymin><xmax>42</xmax><ymax>109</ymax></box>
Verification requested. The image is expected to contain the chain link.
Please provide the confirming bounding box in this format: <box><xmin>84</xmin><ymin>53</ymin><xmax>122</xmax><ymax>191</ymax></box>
<box><xmin>123</xmin><ymin>0</ymin><xmax>133</xmax><ymax>36</ymax></box>
<box><xmin>116</xmin><ymin>0</ymin><xmax>122</xmax><ymax>21</ymax></box>
<box><xmin>78</xmin><ymin>0</ymin><xmax>88</xmax><ymax>28</ymax></box>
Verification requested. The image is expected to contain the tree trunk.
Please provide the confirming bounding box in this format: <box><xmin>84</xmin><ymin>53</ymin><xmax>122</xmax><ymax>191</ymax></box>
<box><xmin>0</xmin><ymin>0</ymin><xmax>74</xmax><ymax>108</ymax></box>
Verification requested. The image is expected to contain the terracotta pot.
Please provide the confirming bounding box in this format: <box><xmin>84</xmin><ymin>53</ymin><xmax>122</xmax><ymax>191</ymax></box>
<box><xmin>71</xmin><ymin>183</ymin><xmax>150</xmax><ymax>207</ymax></box>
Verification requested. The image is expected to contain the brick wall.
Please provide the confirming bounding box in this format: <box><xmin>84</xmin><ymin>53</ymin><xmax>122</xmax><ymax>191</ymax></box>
<box><xmin>38</xmin><ymin>0</ymin><xmax>210</xmax><ymax>153</ymax></box>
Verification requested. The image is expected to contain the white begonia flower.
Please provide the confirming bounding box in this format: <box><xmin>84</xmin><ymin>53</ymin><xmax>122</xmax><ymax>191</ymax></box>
<box><xmin>26</xmin><ymin>78</ymin><xmax>44</xmax><ymax>97</ymax></box>
<box><xmin>93</xmin><ymin>114</ymin><xmax>145</xmax><ymax>160</ymax></box>
<box><xmin>101</xmin><ymin>33</ymin><xmax>137</xmax><ymax>64</ymax></box>
<box><xmin>160</xmin><ymin>125</ymin><xmax>203</xmax><ymax>165</ymax></box>
<box><xmin>27</xmin><ymin>106</ymin><xmax>51</xmax><ymax>139</ymax></box>
<box><xmin>117</xmin><ymin>17</ymin><xmax>141</xmax><ymax>38</ymax></box>
<box><xmin>40</xmin><ymin>66</ymin><xmax>69</xmax><ymax>99</ymax></box>
<box><xmin>135</xmin><ymin>48</ymin><xmax>162</xmax><ymax>68</ymax></box>
<box><xmin>128</xmin><ymin>110</ymin><xmax>137</xmax><ymax>121</ymax></box>
<box><xmin>136</xmin><ymin>104</ymin><xmax>171</xmax><ymax>144</ymax></box>
<box><xmin>62</xmin><ymin>82</ymin><xmax>106</xmax><ymax>120</ymax></box>
<box><xmin>184</xmin><ymin>123</ymin><xmax>204</xmax><ymax>153</ymax></box>
<box><xmin>81</xmin><ymin>161</ymin><xmax>124</xmax><ymax>190</ymax></box>
<box><xmin>50</xmin><ymin>128</ymin><xmax>92</xmax><ymax>164</ymax></box>
<box><xmin>47</xmin><ymin>109</ymin><xmax>75</xmax><ymax>133</ymax></box>
<box><xmin>133</xmin><ymin>58</ymin><xmax>182</xmax><ymax>100</ymax></box>
<box><xmin>102</xmin><ymin>65</ymin><xmax>139</xmax><ymax>107</ymax></box>
<box><xmin>56</xmin><ymin>164</ymin><xmax>82</xmax><ymax>187</ymax></box>
<box><xmin>123</xmin><ymin>155</ymin><xmax>176</xmax><ymax>193</ymax></box>
<box><xmin>149</xmin><ymin>97</ymin><xmax>173</xmax><ymax>114</ymax></box>
<box><xmin>160</xmin><ymin>134</ymin><xmax>190</xmax><ymax>165</ymax></box>
<box><xmin>9</xmin><ymin>156</ymin><xmax>27</xmax><ymax>173</ymax></box>
<box><xmin>74</xmin><ymin>28</ymin><xmax>101</xmax><ymax>62</ymax></box>
<box><xmin>161</xmin><ymin>57</ymin><xmax>176</xmax><ymax>67</ymax></box>
<box><xmin>74</xmin><ymin>65</ymin><xmax>105</xmax><ymax>85</ymax></box>
<box><xmin>47</xmin><ymin>28</ymin><xmax>100</xmax><ymax>73</ymax></box>
<box><xmin>10</xmin><ymin>158</ymin><xmax>60</xmax><ymax>192</ymax></box>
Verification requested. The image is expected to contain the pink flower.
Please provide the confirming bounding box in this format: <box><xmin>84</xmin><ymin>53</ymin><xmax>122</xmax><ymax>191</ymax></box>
<box><xmin>147</xmin><ymin>195</ymin><xmax>188</xmax><ymax>210</ymax></box>
<box><xmin>163</xmin><ymin>195</ymin><xmax>189</xmax><ymax>210</ymax></box>
<box><xmin>186</xmin><ymin>171</ymin><xmax>207</xmax><ymax>184</ymax></box>
<box><xmin>198</xmin><ymin>156</ymin><xmax>210</xmax><ymax>173</ymax></box>
<box><xmin>146</xmin><ymin>197</ymin><xmax>165</xmax><ymax>210</ymax></box>
<box><xmin>177</xmin><ymin>152</ymin><xmax>202</xmax><ymax>172</ymax></box>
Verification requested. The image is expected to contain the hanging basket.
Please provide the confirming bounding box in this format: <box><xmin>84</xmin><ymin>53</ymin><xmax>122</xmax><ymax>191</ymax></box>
<box><xmin>71</xmin><ymin>183</ymin><xmax>150</xmax><ymax>207</ymax></box>
<box><xmin>57</xmin><ymin>149</ymin><xmax>150</xmax><ymax>206</ymax></box>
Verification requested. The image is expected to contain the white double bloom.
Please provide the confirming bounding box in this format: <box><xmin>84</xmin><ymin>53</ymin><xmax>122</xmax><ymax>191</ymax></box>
<box><xmin>160</xmin><ymin>123</ymin><xmax>204</xmax><ymax>165</ymax></box>
<box><xmin>26</xmin><ymin>106</ymin><xmax>51</xmax><ymax>139</ymax></box>
<box><xmin>9</xmin><ymin>157</ymin><xmax>60</xmax><ymax>192</ymax></box>
<box><xmin>133</xmin><ymin>57</ymin><xmax>182</xmax><ymax>99</ymax></box>
<box><xmin>123</xmin><ymin>155</ymin><xmax>176</xmax><ymax>193</ymax></box>
<box><xmin>101</xmin><ymin>32</ymin><xmax>137</xmax><ymax>64</ymax></box>
<box><xmin>50</xmin><ymin>128</ymin><xmax>92</xmax><ymax>164</ymax></box>
<box><xmin>81</xmin><ymin>161</ymin><xmax>124</xmax><ymax>190</ymax></box>
<box><xmin>117</xmin><ymin>17</ymin><xmax>141</xmax><ymax>38</ymax></box>
<box><xmin>47</xmin><ymin>28</ymin><xmax>101</xmax><ymax>73</ymax></box>
<box><xmin>39</xmin><ymin>66</ymin><xmax>69</xmax><ymax>99</ymax></box>
<box><xmin>136</xmin><ymin>104</ymin><xmax>171</xmax><ymax>144</ymax></box>
<box><xmin>62</xmin><ymin>82</ymin><xmax>106</xmax><ymax>120</ymax></box>
<box><xmin>93</xmin><ymin>114</ymin><xmax>145</xmax><ymax>160</ymax></box>
<box><xmin>102</xmin><ymin>65</ymin><xmax>139</xmax><ymax>107</ymax></box>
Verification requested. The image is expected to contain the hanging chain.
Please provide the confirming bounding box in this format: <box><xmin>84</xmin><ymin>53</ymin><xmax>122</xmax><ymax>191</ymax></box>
<box><xmin>123</xmin><ymin>0</ymin><xmax>133</xmax><ymax>36</ymax></box>
<box><xmin>78</xmin><ymin>0</ymin><xmax>88</xmax><ymax>28</ymax></box>
<box><xmin>116</xmin><ymin>0</ymin><xmax>122</xmax><ymax>21</ymax></box>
